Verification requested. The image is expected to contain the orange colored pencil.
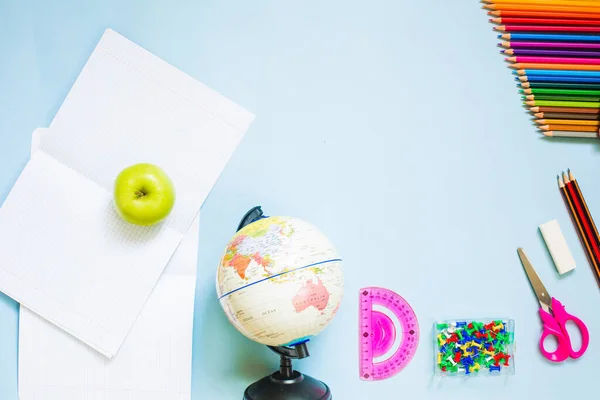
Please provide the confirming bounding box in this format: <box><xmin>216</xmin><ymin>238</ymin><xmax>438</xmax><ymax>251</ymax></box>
<box><xmin>539</xmin><ymin>124</ymin><xmax>599</xmax><ymax>132</ymax></box>
<box><xmin>535</xmin><ymin>119</ymin><xmax>600</xmax><ymax>126</ymax></box>
<box><xmin>489</xmin><ymin>11</ymin><xmax>600</xmax><ymax>19</ymax></box>
<box><xmin>484</xmin><ymin>0</ymin><xmax>600</xmax><ymax>4</ymax></box>
<box><xmin>510</xmin><ymin>63</ymin><xmax>600</xmax><ymax>72</ymax></box>
<box><xmin>484</xmin><ymin>4</ymin><xmax>600</xmax><ymax>13</ymax></box>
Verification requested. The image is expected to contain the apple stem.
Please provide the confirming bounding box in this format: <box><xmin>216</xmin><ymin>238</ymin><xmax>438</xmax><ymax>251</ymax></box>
<box><xmin>135</xmin><ymin>190</ymin><xmax>146</xmax><ymax>198</ymax></box>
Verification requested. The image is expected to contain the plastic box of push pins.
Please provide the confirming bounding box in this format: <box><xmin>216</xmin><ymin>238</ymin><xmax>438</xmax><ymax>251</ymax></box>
<box><xmin>433</xmin><ymin>318</ymin><xmax>515</xmax><ymax>376</ymax></box>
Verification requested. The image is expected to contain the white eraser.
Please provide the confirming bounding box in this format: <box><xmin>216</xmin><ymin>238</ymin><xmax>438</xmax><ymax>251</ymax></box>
<box><xmin>539</xmin><ymin>219</ymin><xmax>576</xmax><ymax>275</ymax></box>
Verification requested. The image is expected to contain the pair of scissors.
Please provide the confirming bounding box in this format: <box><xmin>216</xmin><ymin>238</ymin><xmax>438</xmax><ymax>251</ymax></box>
<box><xmin>517</xmin><ymin>248</ymin><xmax>590</xmax><ymax>362</ymax></box>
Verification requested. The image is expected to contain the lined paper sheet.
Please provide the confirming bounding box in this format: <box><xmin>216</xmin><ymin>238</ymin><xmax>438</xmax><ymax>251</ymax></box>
<box><xmin>18</xmin><ymin>129</ymin><xmax>199</xmax><ymax>400</ymax></box>
<box><xmin>0</xmin><ymin>29</ymin><xmax>254</xmax><ymax>357</ymax></box>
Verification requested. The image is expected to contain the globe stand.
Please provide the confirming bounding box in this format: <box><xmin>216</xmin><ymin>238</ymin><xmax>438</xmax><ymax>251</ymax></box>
<box><xmin>243</xmin><ymin>343</ymin><xmax>332</xmax><ymax>400</ymax></box>
<box><xmin>237</xmin><ymin>206</ymin><xmax>333</xmax><ymax>400</ymax></box>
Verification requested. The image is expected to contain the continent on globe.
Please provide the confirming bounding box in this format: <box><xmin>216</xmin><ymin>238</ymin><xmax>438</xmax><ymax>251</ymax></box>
<box><xmin>292</xmin><ymin>278</ymin><xmax>330</xmax><ymax>313</ymax></box>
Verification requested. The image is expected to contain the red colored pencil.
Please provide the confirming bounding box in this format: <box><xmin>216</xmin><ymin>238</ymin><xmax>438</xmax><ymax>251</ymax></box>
<box><xmin>490</xmin><ymin>17</ymin><xmax>600</xmax><ymax>26</ymax></box>
<box><xmin>495</xmin><ymin>25</ymin><xmax>600</xmax><ymax>33</ymax></box>
<box><xmin>488</xmin><ymin>10</ymin><xmax>600</xmax><ymax>19</ymax></box>
<box><xmin>506</xmin><ymin>56</ymin><xmax>600</xmax><ymax>65</ymax></box>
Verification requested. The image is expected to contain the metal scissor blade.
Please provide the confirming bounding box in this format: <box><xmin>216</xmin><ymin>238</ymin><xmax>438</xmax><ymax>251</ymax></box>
<box><xmin>517</xmin><ymin>248</ymin><xmax>552</xmax><ymax>312</ymax></box>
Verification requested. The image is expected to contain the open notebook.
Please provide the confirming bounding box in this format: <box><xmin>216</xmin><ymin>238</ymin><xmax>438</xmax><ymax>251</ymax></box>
<box><xmin>18</xmin><ymin>129</ymin><xmax>199</xmax><ymax>400</ymax></box>
<box><xmin>0</xmin><ymin>29</ymin><xmax>254</xmax><ymax>357</ymax></box>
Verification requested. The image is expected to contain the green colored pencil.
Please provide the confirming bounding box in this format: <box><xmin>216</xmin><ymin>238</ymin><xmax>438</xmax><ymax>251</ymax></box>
<box><xmin>521</xmin><ymin>88</ymin><xmax>600</xmax><ymax>96</ymax></box>
<box><xmin>519</xmin><ymin>82</ymin><xmax>600</xmax><ymax>90</ymax></box>
<box><xmin>525</xmin><ymin>100</ymin><xmax>600</xmax><ymax>108</ymax></box>
<box><xmin>523</xmin><ymin>94</ymin><xmax>600</xmax><ymax>102</ymax></box>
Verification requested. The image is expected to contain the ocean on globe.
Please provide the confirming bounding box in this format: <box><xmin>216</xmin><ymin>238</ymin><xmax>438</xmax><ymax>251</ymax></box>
<box><xmin>216</xmin><ymin>216</ymin><xmax>344</xmax><ymax>347</ymax></box>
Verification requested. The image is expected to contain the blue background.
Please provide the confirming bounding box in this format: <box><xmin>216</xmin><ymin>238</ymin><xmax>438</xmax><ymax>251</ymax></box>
<box><xmin>1</xmin><ymin>0</ymin><xmax>599</xmax><ymax>398</ymax></box>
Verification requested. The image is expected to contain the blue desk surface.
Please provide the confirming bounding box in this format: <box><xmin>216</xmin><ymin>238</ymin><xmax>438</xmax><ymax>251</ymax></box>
<box><xmin>1</xmin><ymin>1</ymin><xmax>599</xmax><ymax>398</ymax></box>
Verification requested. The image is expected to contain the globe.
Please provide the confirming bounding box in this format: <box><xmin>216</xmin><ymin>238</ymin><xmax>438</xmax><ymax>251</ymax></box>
<box><xmin>216</xmin><ymin>215</ymin><xmax>344</xmax><ymax>347</ymax></box>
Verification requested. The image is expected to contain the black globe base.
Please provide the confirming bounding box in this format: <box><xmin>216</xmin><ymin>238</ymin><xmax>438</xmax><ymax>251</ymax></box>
<box><xmin>243</xmin><ymin>370</ymin><xmax>331</xmax><ymax>400</ymax></box>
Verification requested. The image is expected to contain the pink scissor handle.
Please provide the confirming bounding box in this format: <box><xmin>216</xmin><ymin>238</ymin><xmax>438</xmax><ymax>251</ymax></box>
<box><xmin>538</xmin><ymin>298</ymin><xmax>589</xmax><ymax>362</ymax></box>
<box><xmin>549</xmin><ymin>297</ymin><xmax>590</xmax><ymax>359</ymax></box>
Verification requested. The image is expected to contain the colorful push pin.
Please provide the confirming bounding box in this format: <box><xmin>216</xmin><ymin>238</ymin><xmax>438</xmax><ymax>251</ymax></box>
<box><xmin>437</xmin><ymin>353</ymin><xmax>442</xmax><ymax>365</ymax></box>
<box><xmin>446</xmin><ymin>356</ymin><xmax>457</xmax><ymax>367</ymax></box>
<box><xmin>447</xmin><ymin>323</ymin><xmax>457</xmax><ymax>334</ymax></box>
<box><xmin>489</xmin><ymin>365</ymin><xmax>501</xmax><ymax>372</ymax></box>
<box><xmin>463</xmin><ymin>355</ymin><xmax>474</xmax><ymax>366</ymax></box>
<box><xmin>454</xmin><ymin>352</ymin><xmax>462</xmax><ymax>363</ymax></box>
<box><xmin>437</xmin><ymin>334</ymin><xmax>446</xmax><ymax>346</ymax></box>
<box><xmin>456</xmin><ymin>322</ymin><xmax>466</xmax><ymax>327</ymax></box>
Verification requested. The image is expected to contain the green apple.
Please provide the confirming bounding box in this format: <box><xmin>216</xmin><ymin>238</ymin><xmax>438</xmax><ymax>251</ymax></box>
<box><xmin>113</xmin><ymin>163</ymin><xmax>176</xmax><ymax>226</ymax></box>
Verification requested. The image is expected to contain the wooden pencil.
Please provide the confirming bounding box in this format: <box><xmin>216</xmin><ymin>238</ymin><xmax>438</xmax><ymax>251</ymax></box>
<box><xmin>525</xmin><ymin>100</ymin><xmax>600</xmax><ymax>108</ymax></box>
<box><xmin>522</xmin><ymin>88</ymin><xmax>600</xmax><ymax>96</ymax></box>
<box><xmin>491</xmin><ymin>17</ymin><xmax>600</xmax><ymax>27</ymax></box>
<box><xmin>485</xmin><ymin>4</ymin><xmax>600</xmax><ymax>14</ymax></box>
<box><xmin>496</xmin><ymin>25</ymin><xmax>600</xmax><ymax>34</ymax></box>
<box><xmin>563</xmin><ymin>171</ymin><xmax>600</xmax><ymax>284</ymax></box>
<box><xmin>535</xmin><ymin>119</ymin><xmax>600</xmax><ymax>126</ymax></box>
<box><xmin>520</xmin><ymin>82</ymin><xmax>600</xmax><ymax>90</ymax></box>
<box><xmin>545</xmin><ymin>129</ymin><xmax>599</xmax><ymax>138</ymax></box>
<box><xmin>504</xmin><ymin>49</ymin><xmax>600</xmax><ymax>57</ymax></box>
<box><xmin>534</xmin><ymin>112</ymin><xmax>600</xmax><ymax>120</ymax></box>
<box><xmin>529</xmin><ymin>106</ymin><xmax>600</xmax><ymax>113</ymax></box>
<box><xmin>539</xmin><ymin>124</ymin><xmax>599</xmax><ymax>132</ymax></box>
<box><xmin>484</xmin><ymin>0</ymin><xmax>600</xmax><ymax>5</ymax></box>
<box><xmin>489</xmin><ymin>11</ymin><xmax>600</xmax><ymax>20</ymax></box>
<box><xmin>524</xmin><ymin>94</ymin><xmax>600</xmax><ymax>102</ymax></box>
<box><xmin>518</xmin><ymin>75</ymin><xmax>600</xmax><ymax>84</ymax></box>
<box><xmin>558</xmin><ymin>173</ymin><xmax>600</xmax><ymax>283</ymax></box>
<box><xmin>569</xmin><ymin>169</ymin><xmax>600</xmax><ymax>241</ymax></box>
<box><xmin>507</xmin><ymin>56</ymin><xmax>600</xmax><ymax>65</ymax></box>
<box><xmin>510</xmin><ymin>63</ymin><xmax>600</xmax><ymax>72</ymax></box>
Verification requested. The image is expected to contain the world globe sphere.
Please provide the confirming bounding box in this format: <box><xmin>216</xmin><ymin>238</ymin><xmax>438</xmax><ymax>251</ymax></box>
<box><xmin>216</xmin><ymin>216</ymin><xmax>344</xmax><ymax>347</ymax></box>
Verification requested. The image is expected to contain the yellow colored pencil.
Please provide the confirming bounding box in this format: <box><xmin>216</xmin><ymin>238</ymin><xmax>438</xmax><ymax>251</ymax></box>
<box><xmin>535</xmin><ymin>119</ymin><xmax>600</xmax><ymax>126</ymax></box>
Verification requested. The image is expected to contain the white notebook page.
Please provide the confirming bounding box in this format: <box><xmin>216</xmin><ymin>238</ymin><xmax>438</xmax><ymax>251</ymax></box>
<box><xmin>0</xmin><ymin>29</ymin><xmax>253</xmax><ymax>357</ymax></box>
<box><xmin>18</xmin><ymin>128</ymin><xmax>200</xmax><ymax>400</ymax></box>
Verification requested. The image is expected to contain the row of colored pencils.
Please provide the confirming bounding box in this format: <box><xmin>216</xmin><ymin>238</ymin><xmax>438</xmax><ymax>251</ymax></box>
<box><xmin>558</xmin><ymin>170</ymin><xmax>600</xmax><ymax>285</ymax></box>
<box><xmin>483</xmin><ymin>0</ymin><xmax>600</xmax><ymax>139</ymax></box>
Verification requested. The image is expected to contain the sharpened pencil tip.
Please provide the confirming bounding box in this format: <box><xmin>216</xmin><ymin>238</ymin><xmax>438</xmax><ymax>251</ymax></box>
<box><xmin>526</xmin><ymin>101</ymin><xmax>536</xmax><ymax>106</ymax></box>
<box><xmin>539</xmin><ymin>125</ymin><xmax>550</xmax><ymax>131</ymax></box>
<box><xmin>544</xmin><ymin>131</ymin><xmax>553</xmax><ymax>137</ymax></box>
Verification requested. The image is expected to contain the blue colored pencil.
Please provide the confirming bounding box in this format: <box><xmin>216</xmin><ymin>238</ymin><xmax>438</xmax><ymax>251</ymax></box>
<box><xmin>499</xmin><ymin>33</ymin><xmax>600</xmax><ymax>42</ymax></box>
<box><xmin>517</xmin><ymin>75</ymin><xmax>600</xmax><ymax>83</ymax></box>
<box><xmin>513</xmin><ymin>69</ymin><xmax>600</xmax><ymax>77</ymax></box>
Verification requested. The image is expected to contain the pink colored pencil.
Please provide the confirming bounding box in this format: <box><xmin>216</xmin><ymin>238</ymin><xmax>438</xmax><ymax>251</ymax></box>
<box><xmin>501</xmin><ymin>41</ymin><xmax>600</xmax><ymax>49</ymax></box>
<box><xmin>506</xmin><ymin>56</ymin><xmax>600</xmax><ymax>65</ymax></box>
<box><xmin>496</xmin><ymin>25</ymin><xmax>600</xmax><ymax>33</ymax></box>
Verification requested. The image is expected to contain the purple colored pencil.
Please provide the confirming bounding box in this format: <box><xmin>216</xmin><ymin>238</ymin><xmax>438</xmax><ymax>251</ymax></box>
<box><xmin>501</xmin><ymin>41</ymin><xmax>600</xmax><ymax>50</ymax></box>
<box><xmin>501</xmin><ymin>49</ymin><xmax>600</xmax><ymax>57</ymax></box>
